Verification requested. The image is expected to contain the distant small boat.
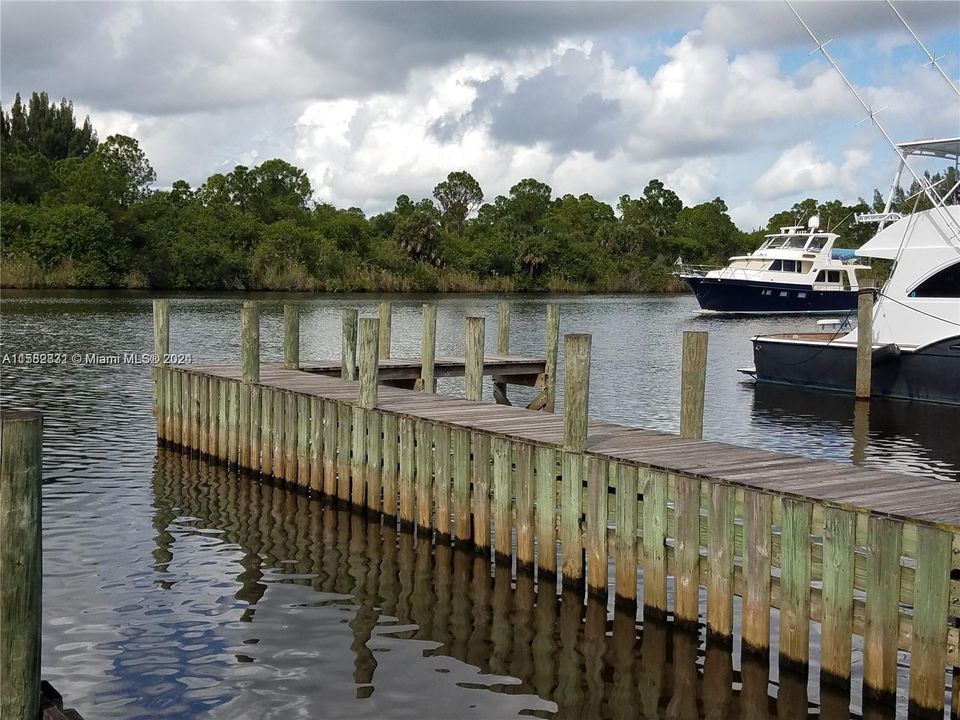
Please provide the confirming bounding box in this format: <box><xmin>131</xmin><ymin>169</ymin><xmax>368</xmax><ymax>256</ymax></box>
<box><xmin>675</xmin><ymin>221</ymin><xmax>869</xmax><ymax>314</ymax></box>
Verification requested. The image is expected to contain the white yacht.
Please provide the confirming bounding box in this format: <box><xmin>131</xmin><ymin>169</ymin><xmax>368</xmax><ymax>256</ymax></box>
<box><xmin>676</xmin><ymin>221</ymin><xmax>869</xmax><ymax>313</ymax></box>
<box><xmin>748</xmin><ymin>137</ymin><xmax>960</xmax><ymax>404</ymax></box>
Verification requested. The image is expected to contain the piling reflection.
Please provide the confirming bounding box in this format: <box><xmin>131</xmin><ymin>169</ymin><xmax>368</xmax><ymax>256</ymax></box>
<box><xmin>153</xmin><ymin>449</ymin><xmax>895</xmax><ymax>719</ymax></box>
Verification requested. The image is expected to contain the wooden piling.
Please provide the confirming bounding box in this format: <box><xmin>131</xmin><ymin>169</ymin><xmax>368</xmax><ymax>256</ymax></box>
<box><xmin>472</xmin><ymin>433</ymin><xmax>492</xmax><ymax>552</ymax></box>
<box><xmin>563</xmin><ymin>334</ymin><xmax>591</xmax><ymax>452</ymax></box>
<box><xmin>297</xmin><ymin>395</ymin><xmax>309</xmax><ymax>485</ymax></box>
<box><xmin>433</xmin><ymin>425</ymin><xmax>451</xmax><ymax>540</ymax></box>
<box><xmin>534</xmin><ymin>446</ymin><xmax>558</xmax><ymax>579</ymax></box>
<box><xmin>638</xmin><ymin>470</ymin><xmax>667</xmax><ymax>619</ymax></box>
<box><xmin>614</xmin><ymin>464</ymin><xmax>638</xmax><ymax>609</ymax></box>
<box><xmin>585</xmin><ymin>456</ymin><xmax>608</xmax><ymax>598</ymax></box>
<box><xmin>674</xmin><ymin>474</ymin><xmax>701</xmax><ymax>627</ymax></box>
<box><xmin>398</xmin><ymin>417</ymin><xmax>415</xmax><ymax>528</ymax></box>
<box><xmin>309</xmin><ymin>397</ymin><xmax>322</xmax><ymax>491</ymax></box>
<box><xmin>420</xmin><ymin>303</ymin><xmax>437</xmax><ymax>393</ymax></box>
<box><xmin>358</xmin><ymin>317</ymin><xmax>380</xmax><ymax>410</ymax></box>
<box><xmin>856</xmin><ymin>287</ymin><xmax>874</xmax><ymax>400</ymax></box>
<box><xmin>560</xmin><ymin>452</ymin><xmax>584</xmax><ymax>590</ymax></box>
<box><xmin>337</xmin><ymin>403</ymin><xmax>352</xmax><ymax>502</ymax></box>
<box><xmin>779</xmin><ymin>498</ymin><xmax>813</xmax><ymax>671</ymax></box>
<box><xmin>742</xmin><ymin>490</ymin><xmax>772</xmax><ymax>655</ymax></box>
<box><xmin>863</xmin><ymin>516</ymin><xmax>903</xmax><ymax>704</ymax></box>
<box><xmin>153</xmin><ymin>299</ymin><xmax>169</xmax><ymax>436</ymax></box>
<box><xmin>492</xmin><ymin>437</ymin><xmax>512</xmax><ymax>564</ymax></box>
<box><xmin>514</xmin><ymin>443</ymin><xmax>534</xmax><ymax>574</ymax></box>
<box><xmin>285</xmin><ymin>392</ymin><xmax>298</xmax><ymax>484</ymax></box>
<box><xmin>272</xmin><ymin>388</ymin><xmax>285</xmax><ymax>478</ymax></box>
<box><xmin>322</xmin><ymin>400</ymin><xmax>336</xmax><ymax>495</ymax></box>
<box><xmin>465</xmin><ymin>316</ymin><xmax>485</xmax><ymax>402</ymax></box>
<box><xmin>909</xmin><ymin>526</ymin><xmax>951</xmax><ymax>716</ymax></box>
<box><xmin>494</xmin><ymin>303</ymin><xmax>510</xmax><ymax>405</ymax></box>
<box><xmin>680</xmin><ymin>330</ymin><xmax>708</xmax><ymax>439</ymax></box>
<box><xmin>415</xmin><ymin>420</ymin><xmax>432</xmax><ymax>531</ymax></box>
<box><xmin>381</xmin><ymin>414</ymin><xmax>399</xmax><ymax>518</ymax></box>
<box><xmin>283</xmin><ymin>303</ymin><xmax>300</xmax><ymax>370</ymax></box>
<box><xmin>544</xmin><ymin>305</ymin><xmax>560</xmax><ymax>413</ymax></box>
<box><xmin>706</xmin><ymin>483</ymin><xmax>734</xmax><ymax>643</ymax></box>
<box><xmin>241</xmin><ymin>301</ymin><xmax>259</xmax><ymax>384</ymax></box>
<box><xmin>378</xmin><ymin>301</ymin><xmax>392</xmax><ymax>359</ymax></box>
<box><xmin>351</xmin><ymin>407</ymin><xmax>367</xmax><ymax>507</ymax></box>
<box><xmin>821</xmin><ymin>507</ymin><xmax>856</xmax><ymax>686</ymax></box>
<box><xmin>260</xmin><ymin>387</ymin><xmax>273</xmax><ymax>476</ymax></box>
<box><xmin>0</xmin><ymin>410</ymin><xmax>42</xmax><ymax>720</ymax></box>
<box><xmin>452</xmin><ymin>428</ymin><xmax>471</xmax><ymax>543</ymax></box>
<box><xmin>342</xmin><ymin>308</ymin><xmax>358</xmax><ymax>381</ymax></box>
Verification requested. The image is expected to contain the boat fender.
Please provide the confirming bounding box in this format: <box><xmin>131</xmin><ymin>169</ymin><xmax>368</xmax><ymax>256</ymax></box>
<box><xmin>871</xmin><ymin>343</ymin><xmax>901</xmax><ymax>365</ymax></box>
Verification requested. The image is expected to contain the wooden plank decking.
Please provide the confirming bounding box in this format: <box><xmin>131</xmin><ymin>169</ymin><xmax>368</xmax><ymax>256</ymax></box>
<box><xmin>189</xmin><ymin>362</ymin><xmax>960</xmax><ymax>530</ymax></box>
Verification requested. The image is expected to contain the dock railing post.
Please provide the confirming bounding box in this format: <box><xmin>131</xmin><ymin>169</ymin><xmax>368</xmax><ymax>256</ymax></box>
<box><xmin>679</xmin><ymin>330</ymin><xmax>708</xmax><ymax>439</ymax></box>
<box><xmin>1</xmin><ymin>410</ymin><xmax>43</xmax><ymax>720</ymax></box>
<box><xmin>241</xmin><ymin>301</ymin><xmax>260</xmax><ymax>384</ymax></box>
<box><xmin>378</xmin><ymin>301</ymin><xmax>392</xmax><ymax>359</ymax></box>
<box><xmin>420</xmin><ymin>303</ymin><xmax>437</xmax><ymax>393</ymax></box>
<box><xmin>342</xmin><ymin>308</ymin><xmax>359</xmax><ymax>381</ymax></box>
<box><xmin>856</xmin><ymin>286</ymin><xmax>874</xmax><ymax>400</ymax></box>
<box><xmin>544</xmin><ymin>305</ymin><xmax>560</xmax><ymax>413</ymax></box>
<box><xmin>283</xmin><ymin>303</ymin><xmax>300</xmax><ymax>370</ymax></box>
<box><xmin>465</xmin><ymin>317</ymin><xmax>485</xmax><ymax>401</ymax></box>
<box><xmin>563</xmin><ymin>334</ymin><xmax>591</xmax><ymax>451</ymax></box>
<box><xmin>358</xmin><ymin>318</ymin><xmax>380</xmax><ymax>409</ymax></box>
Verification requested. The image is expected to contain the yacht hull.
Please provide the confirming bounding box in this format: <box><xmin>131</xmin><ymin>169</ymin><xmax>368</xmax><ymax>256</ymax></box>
<box><xmin>682</xmin><ymin>276</ymin><xmax>858</xmax><ymax>314</ymax></box>
<box><xmin>752</xmin><ymin>335</ymin><xmax>960</xmax><ymax>405</ymax></box>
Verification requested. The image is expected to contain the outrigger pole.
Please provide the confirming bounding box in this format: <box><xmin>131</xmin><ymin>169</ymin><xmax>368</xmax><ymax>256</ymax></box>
<box><xmin>885</xmin><ymin>0</ymin><xmax>960</xmax><ymax>98</ymax></box>
<box><xmin>785</xmin><ymin>1</ymin><xmax>960</xmax><ymax>239</ymax></box>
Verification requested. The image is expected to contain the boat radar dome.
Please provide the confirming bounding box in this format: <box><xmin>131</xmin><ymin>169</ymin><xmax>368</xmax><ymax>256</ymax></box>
<box><xmin>808</xmin><ymin>215</ymin><xmax>820</xmax><ymax>230</ymax></box>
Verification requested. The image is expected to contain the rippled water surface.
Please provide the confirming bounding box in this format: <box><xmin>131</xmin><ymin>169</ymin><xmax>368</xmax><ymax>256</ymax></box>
<box><xmin>2</xmin><ymin>290</ymin><xmax>958</xmax><ymax>719</ymax></box>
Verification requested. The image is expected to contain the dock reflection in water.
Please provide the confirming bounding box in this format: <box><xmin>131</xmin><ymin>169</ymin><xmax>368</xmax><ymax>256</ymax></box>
<box><xmin>152</xmin><ymin>449</ymin><xmax>896</xmax><ymax>720</ymax></box>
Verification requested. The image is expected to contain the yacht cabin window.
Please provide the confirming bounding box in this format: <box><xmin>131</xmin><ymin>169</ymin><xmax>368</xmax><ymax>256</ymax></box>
<box><xmin>805</xmin><ymin>235</ymin><xmax>827</xmax><ymax>252</ymax></box>
<box><xmin>770</xmin><ymin>259</ymin><xmax>800</xmax><ymax>272</ymax></box>
<box><xmin>910</xmin><ymin>260</ymin><xmax>960</xmax><ymax>298</ymax></box>
<box><xmin>816</xmin><ymin>270</ymin><xmax>842</xmax><ymax>283</ymax></box>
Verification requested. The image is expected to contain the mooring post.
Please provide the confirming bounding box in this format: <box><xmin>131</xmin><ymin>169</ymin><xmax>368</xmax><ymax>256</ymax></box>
<box><xmin>679</xmin><ymin>330</ymin><xmax>708</xmax><ymax>439</ymax></box>
<box><xmin>378</xmin><ymin>301</ymin><xmax>392</xmax><ymax>359</ymax></box>
<box><xmin>0</xmin><ymin>410</ymin><xmax>42</xmax><ymax>720</ymax></box>
<box><xmin>856</xmin><ymin>287</ymin><xmax>874</xmax><ymax>400</ymax></box>
<box><xmin>358</xmin><ymin>317</ymin><xmax>380</xmax><ymax>409</ymax></box>
<box><xmin>563</xmin><ymin>333</ymin><xmax>591</xmax><ymax>452</ymax></box>
<box><xmin>420</xmin><ymin>303</ymin><xmax>437</xmax><ymax>393</ymax></box>
<box><xmin>465</xmin><ymin>316</ymin><xmax>485</xmax><ymax>402</ymax></box>
<box><xmin>497</xmin><ymin>302</ymin><xmax>510</xmax><ymax>355</ymax></box>
<box><xmin>241</xmin><ymin>301</ymin><xmax>260</xmax><ymax>384</ymax></box>
<box><xmin>544</xmin><ymin>304</ymin><xmax>560</xmax><ymax>413</ymax></box>
<box><xmin>283</xmin><ymin>303</ymin><xmax>300</xmax><ymax>370</ymax></box>
<box><xmin>494</xmin><ymin>302</ymin><xmax>510</xmax><ymax>405</ymax></box>
<box><xmin>153</xmin><ymin>298</ymin><xmax>169</xmax><ymax>360</ymax></box>
<box><xmin>341</xmin><ymin>308</ymin><xmax>358</xmax><ymax>381</ymax></box>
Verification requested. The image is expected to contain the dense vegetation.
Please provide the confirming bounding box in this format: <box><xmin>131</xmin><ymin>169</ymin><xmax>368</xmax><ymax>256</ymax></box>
<box><xmin>1</xmin><ymin>92</ymin><xmax>953</xmax><ymax>292</ymax></box>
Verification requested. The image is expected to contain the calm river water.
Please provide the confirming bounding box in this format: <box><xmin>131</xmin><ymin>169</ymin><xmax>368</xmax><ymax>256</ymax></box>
<box><xmin>2</xmin><ymin>290</ymin><xmax>958</xmax><ymax>719</ymax></box>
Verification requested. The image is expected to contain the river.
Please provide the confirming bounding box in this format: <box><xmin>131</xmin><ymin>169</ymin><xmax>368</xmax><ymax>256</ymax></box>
<box><xmin>2</xmin><ymin>290</ymin><xmax>958</xmax><ymax>719</ymax></box>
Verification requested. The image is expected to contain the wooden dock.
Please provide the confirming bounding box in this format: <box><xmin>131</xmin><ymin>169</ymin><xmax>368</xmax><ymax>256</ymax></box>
<box><xmin>150</xmin><ymin>299</ymin><xmax>960</xmax><ymax>717</ymax></box>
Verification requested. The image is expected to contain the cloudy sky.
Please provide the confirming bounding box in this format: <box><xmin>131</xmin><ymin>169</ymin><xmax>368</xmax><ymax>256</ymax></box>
<box><xmin>2</xmin><ymin>1</ymin><xmax>958</xmax><ymax>228</ymax></box>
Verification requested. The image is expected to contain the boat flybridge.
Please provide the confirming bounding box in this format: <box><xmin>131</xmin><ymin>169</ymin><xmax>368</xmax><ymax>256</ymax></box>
<box><xmin>747</xmin><ymin>137</ymin><xmax>960</xmax><ymax>405</ymax></box>
<box><xmin>675</xmin><ymin>221</ymin><xmax>869</xmax><ymax>313</ymax></box>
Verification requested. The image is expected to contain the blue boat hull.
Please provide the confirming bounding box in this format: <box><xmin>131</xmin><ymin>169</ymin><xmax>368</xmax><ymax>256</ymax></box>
<box><xmin>681</xmin><ymin>276</ymin><xmax>858</xmax><ymax>314</ymax></box>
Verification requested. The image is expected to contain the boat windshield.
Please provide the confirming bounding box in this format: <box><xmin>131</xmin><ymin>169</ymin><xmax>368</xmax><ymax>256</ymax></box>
<box><xmin>805</xmin><ymin>235</ymin><xmax>828</xmax><ymax>252</ymax></box>
<box><xmin>765</xmin><ymin>234</ymin><xmax>809</xmax><ymax>249</ymax></box>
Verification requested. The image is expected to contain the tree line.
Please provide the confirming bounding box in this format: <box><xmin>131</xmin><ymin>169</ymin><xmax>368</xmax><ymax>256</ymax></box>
<box><xmin>1</xmin><ymin>91</ymin><xmax>952</xmax><ymax>292</ymax></box>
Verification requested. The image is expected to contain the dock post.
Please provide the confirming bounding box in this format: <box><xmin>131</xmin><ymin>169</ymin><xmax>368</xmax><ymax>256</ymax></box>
<box><xmin>679</xmin><ymin>330</ymin><xmax>708</xmax><ymax>439</ymax></box>
<box><xmin>465</xmin><ymin>317</ymin><xmax>485</xmax><ymax>402</ymax></box>
<box><xmin>420</xmin><ymin>303</ymin><xmax>437</xmax><ymax>393</ymax></box>
<box><xmin>494</xmin><ymin>302</ymin><xmax>510</xmax><ymax>404</ymax></box>
<box><xmin>856</xmin><ymin>287</ymin><xmax>874</xmax><ymax>400</ymax></box>
<box><xmin>342</xmin><ymin>308</ymin><xmax>358</xmax><ymax>381</ymax></box>
<box><xmin>561</xmin><ymin>333</ymin><xmax>591</xmax><ymax>590</ymax></box>
<box><xmin>283</xmin><ymin>303</ymin><xmax>300</xmax><ymax>370</ymax></box>
<box><xmin>544</xmin><ymin>305</ymin><xmax>560</xmax><ymax>413</ymax></box>
<box><xmin>354</xmin><ymin>317</ymin><xmax>380</xmax><ymax>508</ymax></box>
<box><xmin>378</xmin><ymin>301</ymin><xmax>392</xmax><ymax>359</ymax></box>
<box><xmin>241</xmin><ymin>301</ymin><xmax>260</xmax><ymax>383</ymax></box>
<box><xmin>153</xmin><ymin>299</ymin><xmax>169</xmax><ymax>438</ymax></box>
<box><xmin>0</xmin><ymin>410</ymin><xmax>42</xmax><ymax>720</ymax></box>
<box><xmin>358</xmin><ymin>318</ymin><xmax>380</xmax><ymax>409</ymax></box>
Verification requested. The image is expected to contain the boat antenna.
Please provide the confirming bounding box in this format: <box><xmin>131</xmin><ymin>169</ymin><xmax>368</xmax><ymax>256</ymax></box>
<box><xmin>785</xmin><ymin>1</ymin><xmax>960</xmax><ymax>238</ymax></box>
<box><xmin>885</xmin><ymin>0</ymin><xmax>960</xmax><ymax>98</ymax></box>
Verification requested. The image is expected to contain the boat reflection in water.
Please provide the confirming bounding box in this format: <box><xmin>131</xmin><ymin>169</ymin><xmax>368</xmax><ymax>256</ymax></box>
<box><xmin>151</xmin><ymin>449</ymin><xmax>903</xmax><ymax>720</ymax></box>
<box><xmin>748</xmin><ymin>383</ymin><xmax>960</xmax><ymax>482</ymax></box>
